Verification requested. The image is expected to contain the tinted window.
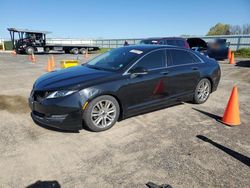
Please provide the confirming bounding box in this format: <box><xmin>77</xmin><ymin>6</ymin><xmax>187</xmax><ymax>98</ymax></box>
<box><xmin>189</xmin><ymin>52</ymin><xmax>202</xmax><ymax>63</ymax></box>
<box><xmin>166</xmin><ymin>40</ymin><xmax>177</xmax><ymax>46</ymax></box>
<box><xmin>134</xmin><ymin>50</ymin><xmax>166</xmax><ymax>70</ymax></box>
<box><xmin>170</xmin><ymin>50</ymin><xmax>197</xmax><ymax>65</ymax></box>
<box><xmin>176</xmin><ymin>40</ymin><xmax>185</xmax><ymax>47</ymax></box>
<box><xmin>140</xmin><ymin>40</ymin><xmax>159</xmax><ymax>44</ymax></box>
<box><xmin>166</xmin><ymin>40</ymin><xmax>185</xmax><ymax>47</ymax></box>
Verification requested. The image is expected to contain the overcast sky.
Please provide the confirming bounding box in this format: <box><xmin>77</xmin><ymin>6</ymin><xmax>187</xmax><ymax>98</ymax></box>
<box><xmin>0</xmin><ymin>0</ymin><xmax>249</xmax><ymax>39</ymax></box>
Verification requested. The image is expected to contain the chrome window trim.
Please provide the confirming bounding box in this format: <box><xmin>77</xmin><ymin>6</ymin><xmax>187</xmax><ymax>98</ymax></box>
<box><xmin>123</xmin><ymin>47</ymin><xmax>205</xmax><ymax>75</ymax></box>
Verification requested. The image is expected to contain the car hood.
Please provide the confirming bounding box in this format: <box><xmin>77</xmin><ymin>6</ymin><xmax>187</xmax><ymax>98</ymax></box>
<box><xmin>34</xmin><ymin>65</ymin><xmax>115</xmax><ymax>90</ymax></box>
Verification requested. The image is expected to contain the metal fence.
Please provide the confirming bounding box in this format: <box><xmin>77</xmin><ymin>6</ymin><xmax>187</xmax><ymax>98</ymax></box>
<box><xmin>90</xmin><ymin>35</ymin><xmax>250</xmax><ymax>50</ymax></box>
<box><xmin>1</xmin><ymin>35</ymin><xmax>250</xmax><ymax>51</ymax></box>
<box><xmin>47</xmin><ymin>35</ymin><xmax>250</xmax><ymax>50</ymax></box>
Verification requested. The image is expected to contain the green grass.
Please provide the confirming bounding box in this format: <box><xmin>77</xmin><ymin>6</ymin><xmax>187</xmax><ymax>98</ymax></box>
<box><xmin>98</xmin><ymin>48</ymin><xmax>111</xmax><ymax>54</ymax></box>
<box><xmin>234</xmin><ymin>48</ymin><xmax>250</xmax><ymax>58</ymax></box>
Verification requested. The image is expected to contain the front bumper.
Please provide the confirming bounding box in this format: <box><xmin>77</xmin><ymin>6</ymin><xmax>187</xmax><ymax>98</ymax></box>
<box><xmin>29</xmin><ymin>92</ymin><xmax>83</xmax><ymax>131</ymax></box>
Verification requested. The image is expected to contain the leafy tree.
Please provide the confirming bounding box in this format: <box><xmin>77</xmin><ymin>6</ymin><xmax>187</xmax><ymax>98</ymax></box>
<box><xmin>207</xmin><ymin>23</ymin><xmax>230</xmax><ymax>35</ymax></box>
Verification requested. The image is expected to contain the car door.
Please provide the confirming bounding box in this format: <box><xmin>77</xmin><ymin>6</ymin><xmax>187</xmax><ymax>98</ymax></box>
<box><xmin>121</xmin><ymin>49</ymin><xmax>168</xmax><ymax>113</ymax></box>
<box><xmin>165</xmin><ymin>49</ymin><xmax>201</xmax><ymax>99</ymax></box>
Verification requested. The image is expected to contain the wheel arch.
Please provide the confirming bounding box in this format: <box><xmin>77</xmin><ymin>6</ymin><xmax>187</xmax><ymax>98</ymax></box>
<box><xmin>203</xmin><ymin>77</ymin><xmax>214</xmax><ymax>92</ymax></box>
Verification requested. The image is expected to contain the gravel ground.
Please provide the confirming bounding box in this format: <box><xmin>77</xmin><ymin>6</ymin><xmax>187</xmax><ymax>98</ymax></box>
<box><xmin>0</xmin><ymin>53</ymin><xmax>249</xmax><ymax>188</ymax></box>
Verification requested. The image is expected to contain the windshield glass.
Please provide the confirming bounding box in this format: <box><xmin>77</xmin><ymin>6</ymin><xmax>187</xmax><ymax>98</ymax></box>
<box><xmin>85</xmin><ymin>47</ymin><xmax>143</xmax><ymax>71</ymax></box>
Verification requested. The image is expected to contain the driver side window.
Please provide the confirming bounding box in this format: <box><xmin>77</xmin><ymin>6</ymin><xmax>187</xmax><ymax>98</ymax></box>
<box><xmin>133</xmin><ymin>49</ymin><xmax>166</xmax><ymax>70</ymax></box>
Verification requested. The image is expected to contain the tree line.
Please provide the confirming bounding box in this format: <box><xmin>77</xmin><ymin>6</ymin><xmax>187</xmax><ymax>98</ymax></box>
<box><xmin>207</xmin><ymin>23</ymin><xmax>250</xmax><ymax>35</ymax></box>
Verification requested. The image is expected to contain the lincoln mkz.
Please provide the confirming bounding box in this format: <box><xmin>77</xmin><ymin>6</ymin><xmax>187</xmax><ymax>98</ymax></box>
<box><xmin>29</xmin><ymin>45</ymin><xmax>221</xmax><ymax>132</ymax></box>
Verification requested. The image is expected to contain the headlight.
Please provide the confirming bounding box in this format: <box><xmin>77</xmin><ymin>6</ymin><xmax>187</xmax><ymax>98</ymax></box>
<box><xmin>46</xmin><ymin>90</ymin><xmax>76</xmax><ymax>99</ymax></box>
<box><xmin>79</xmin><ymin>88</ymin><xmax>100</xmax><ymax>99</ymax></box>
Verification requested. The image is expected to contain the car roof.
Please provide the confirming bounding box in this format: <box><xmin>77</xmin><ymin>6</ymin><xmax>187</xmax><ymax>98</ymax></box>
<box><xmin>121</xmin><ymin>44</ymin><xmax>186</xmax><ymax>52</ymax></box>
<box><xmin>141</xmin><ymin>37</ymin><xmax>186</xmax><ymax>40</ymax></box>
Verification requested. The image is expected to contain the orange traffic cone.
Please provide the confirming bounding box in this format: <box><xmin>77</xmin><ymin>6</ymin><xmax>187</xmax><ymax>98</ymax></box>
<box><xmin>11</xmin><ymin>50</ymin><xmax>17</xmax><ymax>56</ymax></box>
<box><xmin>28</xmin><ymin>54</ymin><xmax>32</xmax><ymax>61</ymax></box>
<box><xmin>51</xmin><ymin>55</ymin><xmax>55</xmax><ymax>68</ymax></box>
<box><xmin>46</xmin><ymin>58</ymin><xmax>52</xmax><ymax>72</ymax></box>
<box><xmin>227</xmin><ymin>48</ymin><xmax>231</xmax><ymax>59</ymax></box>
<box><xmin>31</xmin><ymin>53</ymin><xmax>36</xmax><ymax>63</ymax></box>
<box><xmin>85</xmin><ymin>49</ymin><xmax>89</xmax><ymax>59</ymax></box>
<box><xmin>229</xmin><ymin>52</ymin><xmax>235</xmax><ymax>64</ymax></box>
<box><xmin>222</xmin><ymin>86</ymin><xmax>241</xmax><ymax>126</ymax></box>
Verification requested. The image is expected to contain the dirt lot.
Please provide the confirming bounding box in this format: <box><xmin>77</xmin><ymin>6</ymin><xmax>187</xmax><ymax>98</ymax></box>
<box><xmin>0</xmin><ymin>52</ymin><xmax>249</xmax><ymax>188</ymax></box>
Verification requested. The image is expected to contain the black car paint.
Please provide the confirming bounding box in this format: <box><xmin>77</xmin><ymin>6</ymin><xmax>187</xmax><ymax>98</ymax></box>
<box><xmin>29</xmin><ymin>45</ymin><xmax>221</xmax><ymax>131</ymax></box>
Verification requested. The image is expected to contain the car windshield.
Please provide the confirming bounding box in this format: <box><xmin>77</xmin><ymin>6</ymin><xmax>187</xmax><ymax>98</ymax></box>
<box><xmin>85</xmin><ymin>47</ymin><xmax>143</xmax><ymax>71</ymax></box>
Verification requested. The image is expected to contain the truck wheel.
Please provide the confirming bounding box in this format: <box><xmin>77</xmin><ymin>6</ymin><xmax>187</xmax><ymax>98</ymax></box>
<box><xmin>70</xmin><ymin>48</ymin><xmax>79</xmax><ymax>55</ymax></box>
<box><xmin>25</xmin><ymin>46</ymin><xmax>34</xmax><ymax>55</ymax></box>
<box><xmin>45</xmin><ymin>47</ymin><xmax>50</xmax><ymax>53</ymax></box>
<box><xmin>79</xmin><ymin>48</ymin><xmax>87</xmax><ymax>54</ymax></box>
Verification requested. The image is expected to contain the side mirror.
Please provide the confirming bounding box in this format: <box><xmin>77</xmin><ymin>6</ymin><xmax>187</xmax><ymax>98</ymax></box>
<box><xmin>129</xmin><ymin>66</ymin><xmax>148</xmax><ymax>76</ymax></box>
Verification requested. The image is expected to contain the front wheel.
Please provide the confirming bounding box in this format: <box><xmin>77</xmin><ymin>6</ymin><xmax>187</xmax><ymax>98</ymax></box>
<box><xmin>70</xmin><ymin>48</ymin><xmax>79</xmax><ymax>55</ymax></box>
<box><xmin>25</xmin><ymin>46</ymin><xmax>34</xmax><ymax>55</ymax></box>
<box><xmin>83</xmin><ymin>95</ymin><xmax>120</xmax><ymax>132</ymax></box>
<box><xmin>193</xmin><ymin>78</ymin><xmax>211</xmax><ymax>104</ymax></box>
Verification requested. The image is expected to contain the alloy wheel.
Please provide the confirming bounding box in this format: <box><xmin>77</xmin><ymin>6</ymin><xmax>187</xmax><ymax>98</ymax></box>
<box><xmin>197</xmin><ymin>80</ymin><xmax>210</xmax><ymax>102</ymax></box>
<box><xmin>91</xmin><ymin>100</ymin><xmax>116</xmax><ymax>128</ymax></box>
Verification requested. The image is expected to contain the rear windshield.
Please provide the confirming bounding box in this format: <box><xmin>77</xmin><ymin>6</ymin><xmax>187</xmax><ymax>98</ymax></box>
<box><xmin>85</xmin><ymin>47</ymin><xmax>143</xmax><ymax>71</ymax></box>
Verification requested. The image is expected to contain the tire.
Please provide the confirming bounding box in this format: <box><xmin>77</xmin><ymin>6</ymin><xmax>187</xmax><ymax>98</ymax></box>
<box><xmin>83</xmin><ymin>95</ymin><xmax>120</xmax><ymax>132</ymax></box>
<box><xmin>45</xmin><ymin>47</ymin><xmax>50</xmax><ymax>53</ymax></box>
<box><xmin>25</xmin><ymin>46</ymin><xmax>34</xmax><ymax>55</ymax></box>
<box><xmin>193</xmin><ymin>78</ymin><xmax>211</xmax><ymax>104</ymax></box>
<box><xmin>70</xmin><ymin>48</ymin><xmax>79</xmax><ymax>55</ymax></box>
<box><xmin>79</xmin><ymin>48</ymin><xmax>87</xmax><ymax>54</ymax></box>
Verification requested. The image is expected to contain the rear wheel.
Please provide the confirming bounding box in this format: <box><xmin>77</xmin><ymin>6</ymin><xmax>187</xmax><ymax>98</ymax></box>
<box><xmin>193</xmin><ymin>78</ymin><xmax>211</xmax><ymax>104</ymax></box>
<box><xmin>83</xmin><ymin>95</ymin><xmax>120</xmax><ymax>132</ymax></box>
<box><xmin>70</xmin><ymin>48</ymin><xmax>79</xmax><ymax>54</ymax></box>
<box><xmin>79</xmin><ymin>48</ymin><xmax>87</xmax><ymax>54</ymax></box>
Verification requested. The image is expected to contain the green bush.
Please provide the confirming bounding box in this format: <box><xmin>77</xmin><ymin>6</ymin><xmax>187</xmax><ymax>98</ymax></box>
<box><xmin>3</xmin><ymin>41</ymin><xmax>13</xmax><ymax>50</ymax></box>
<box><xmin>235</xmin><ymin>48</ymin><xmax>250</xmax><ymax>58</ymax></box>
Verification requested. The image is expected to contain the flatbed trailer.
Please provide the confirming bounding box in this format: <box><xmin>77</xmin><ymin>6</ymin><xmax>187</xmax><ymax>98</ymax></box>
<box><xmin>8</xmin><ymin>28</ymin><xmax>100</xmax><ymax>55</ymax></box>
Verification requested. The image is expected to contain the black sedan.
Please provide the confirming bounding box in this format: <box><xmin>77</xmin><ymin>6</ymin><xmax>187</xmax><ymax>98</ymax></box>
<box><xmin>29</xmin><ymin>45</ymin><xmax>221</xmax><ymax>132</ymax></box>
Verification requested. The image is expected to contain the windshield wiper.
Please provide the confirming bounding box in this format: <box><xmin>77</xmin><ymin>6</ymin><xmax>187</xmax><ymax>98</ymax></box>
<box><xmin>85</xmin><ymin>64</ymin><xmax>111</xmax><ymax>71</ymax></box>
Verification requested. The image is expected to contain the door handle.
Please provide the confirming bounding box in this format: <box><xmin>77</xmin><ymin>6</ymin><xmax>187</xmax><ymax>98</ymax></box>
<box><xmin>192</xmin><ymin>67</ymin><xmax>198</xmax><ymax>70</ymax></box>
<box><xmin>160</xmin><ymin>71</ymin><xmax>170</xmax><ymax>75</ymax></box>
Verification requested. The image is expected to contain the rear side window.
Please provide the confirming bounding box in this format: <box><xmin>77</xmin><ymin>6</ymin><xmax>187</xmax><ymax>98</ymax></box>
<box><xmin>189</xmin><ymin>52</ymin><xmax>202</xmax><ymax>63</ymax></box>
<box><xmin>176</xmin><ymin>40</ymin><xmax>185</xmax><ymax>47</ymax></box>
<box><xmin>166</xmin><ymin>40</ymin><xmax>186</xmax><ymax>47</ymax></box>
<box><xmin>166</xmin><ymin>40</ymin><xmax>177</xmax><ymax>46</ymax></box>
<box><xmin>134</xmin><ymin>50</ymin><xmax>166</xmax><ymax>70</ymax></box>
<box><xmin>170</xmin><ymin>50</ymin><xmax>198</xmax><ymax>65</ymax></box>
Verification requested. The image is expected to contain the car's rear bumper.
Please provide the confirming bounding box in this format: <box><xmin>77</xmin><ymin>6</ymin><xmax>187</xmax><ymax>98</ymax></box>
<box><xmin>29</xmin><ymin>92</ymin><xmax>83</xmax><ymax>131</ymax></box>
